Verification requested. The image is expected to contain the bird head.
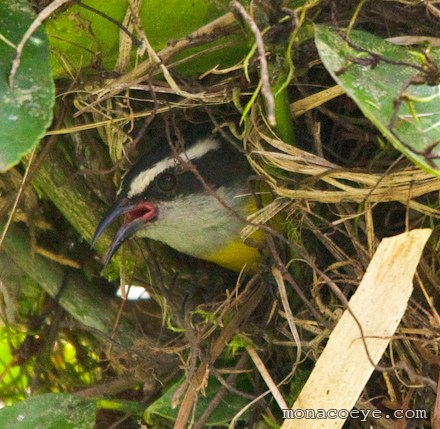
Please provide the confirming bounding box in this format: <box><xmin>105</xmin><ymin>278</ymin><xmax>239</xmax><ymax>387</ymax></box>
<box><xmin>92</xmin><ymin>135</ymin><xmax>261</xmax><ymax>271</ymax></box>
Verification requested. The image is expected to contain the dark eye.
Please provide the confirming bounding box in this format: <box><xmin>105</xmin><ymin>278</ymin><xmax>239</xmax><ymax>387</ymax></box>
<box><xmin>157</xmin><ymin>173</ymin><xmax>177</xmax><ymax>192</ymax></box>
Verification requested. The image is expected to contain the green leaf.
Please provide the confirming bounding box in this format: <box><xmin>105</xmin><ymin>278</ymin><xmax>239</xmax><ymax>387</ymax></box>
<box><xmin>46</xmin><ymin>0</ymin><xmax>247</xmax><ymax>78</ymax></box>
<box><xmin>0</xmin><ymin>0</ymin><xmax>54</xmax><ymax>172</ymax></box>
<box><xmin>144</xmin><ymin>376</ymin><xmax>251</xmax><ymax>426</ymax></box>
<box><xmin>315</xmin><ymin>25</ymin><xmax>440</xmax><ymax>175</ymax></box>
<box><xmin>0</xmin><ymin>393</ymin><xmax>96</xmax><ymax>429</ymax></box>
<box><xmin>46</xmin><ymin>1</ymin><xmax>127</xmax><ymax>77</ymax></box>
<box><xmin>0</xmin><ymin>327</ymin><xmax>30</xmax><ymax>403</ymax></box>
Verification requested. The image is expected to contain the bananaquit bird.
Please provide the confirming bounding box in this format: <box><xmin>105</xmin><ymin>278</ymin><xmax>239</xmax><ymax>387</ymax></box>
<box><xmin>93</xmin><ymin>135</ymin><xmax>264</xmax><ymax>272</ymax></box>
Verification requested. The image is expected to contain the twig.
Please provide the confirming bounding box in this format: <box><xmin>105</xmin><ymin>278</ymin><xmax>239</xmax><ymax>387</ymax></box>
<box><xmin>309</xmin><ymin>260</ymin><xmax>394</xmax><ymax>373</ymax></box>
<box><xmin>231</xmin><ymin>1</ymin><xmax>276</xmax><ymax>126</ymax></box>
<box><xmin>432</xmin><ymin>372</ymin><xmax>440</xmax><ymax>428</ymax></box>
<box><xmin>75</xmin><ymin>377</ymin><xmax>140</xmax><ymax>397</ymax></box>
<box><xmin>0</xmin><ymin>33</ymin><xmax>16</xmax><ymax>49</ymax></box>
<box><xmin>72</xmin><ymin>12</ymin><xmax>238</xmax><ymax>117</ymax></box>
<box><xmin>229</xmin><ymin>385</ymin><xmax>271</xmax><ymax>428</ymax></box>
<box><xmin>0</xmin><ymin>148</ymin><xmax>36</xmax><ymax>249</ymax></box>
<box><xmin>265</xmin><ymin>234</ymin><xmax>328</xmax><ymax>325</ymax></box>
<box><xmin>173</xmin><ymin>276</ymin><xmax>265</xmax><ymax>429</ymax></box>
<box><xmin>0</xmin><ymin>104</ymin><xmax>67</xmax><ymax>235</ymax></box>
<box><xmin>272</xmin><ymin>266</ymin><xmax>302</xmax><ymax>375</ymax></box>
<box><xmin>142</xmin><ymin>31</ymin><xmax>207</xmax><ymax>100</ymax></box>
<box><xmin>246</xmin><ymin>345</ymin><xmax>288</xmax><ymax>411</ymax></box>
<box><xmin>209</xmin><ymin>366</ymin><xmax>254</xmax><ymax>400</ymax></box>
<box><xmin>193</xmin><ymin>354</ymin><xmax>250</xmax><ymax>429</ymax></box>
<box><xmin>9</xmin><ymin>0</ymin><xmax>73</xmax><ymax>87</ymax></box>
<box><xmin>77</xmin><ymin>1</ymin><xmax>140</xmax><ymax>47</ymax></box>
<box><xmin>425</xmin><ymin>0</ymin><xmax>440</xmax><ymax>19</ymax></box>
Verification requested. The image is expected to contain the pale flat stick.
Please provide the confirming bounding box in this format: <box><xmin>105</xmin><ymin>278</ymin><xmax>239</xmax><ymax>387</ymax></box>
<box><xmin>281</xmin><ymin>228</ymin><xmax>431</xmax><ymax>429</ymax></box>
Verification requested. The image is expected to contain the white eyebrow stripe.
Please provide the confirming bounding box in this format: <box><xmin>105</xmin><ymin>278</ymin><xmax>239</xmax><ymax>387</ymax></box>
<box><xmin>127</xmin><ymin>157</ymin><xmax>176</xmax><ymax>198</ymax></box>
<box><xmin>127</xmin><ymin>137</ymin><xmax>220</xmax><ymax>198</ymax></box>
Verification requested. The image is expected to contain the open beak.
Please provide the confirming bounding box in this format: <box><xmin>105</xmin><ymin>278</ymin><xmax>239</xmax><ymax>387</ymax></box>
<box><xmin>92</xmin><ymin>199</ymin><xmax>157</xmax><ymax>266</ymax></box>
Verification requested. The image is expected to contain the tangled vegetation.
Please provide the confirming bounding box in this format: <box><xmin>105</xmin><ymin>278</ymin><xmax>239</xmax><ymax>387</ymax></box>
<box><xmin>0</xmin><ymin>0</ymin><xmax>439</xmax><ymax>428</ymax></box>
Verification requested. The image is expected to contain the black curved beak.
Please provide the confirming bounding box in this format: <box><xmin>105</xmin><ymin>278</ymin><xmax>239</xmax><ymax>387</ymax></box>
<box><xmin>92</xmin><ymin>200</ymin><xmax>157</xmax><ymax>266</ymax></box>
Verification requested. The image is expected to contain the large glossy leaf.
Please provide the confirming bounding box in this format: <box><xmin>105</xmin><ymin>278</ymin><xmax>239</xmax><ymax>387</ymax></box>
<box><xmin>0</xmin><ymin>393</ymin><xmax>96</xmax><ymax>429</ymax></box>
<box><xmin>0</xmin><ymin>0</ymin><xmax>54</xmax><ymax>172</ymax></box>
<box><xmin>315</xmin><ymin>25</ymin><xmax>440</xmax><ymax>175</ymax></box>
<box><xmin>46</xmin><ymin>0</ymin><xmax>247</xmax><ymax>78</ymax></box>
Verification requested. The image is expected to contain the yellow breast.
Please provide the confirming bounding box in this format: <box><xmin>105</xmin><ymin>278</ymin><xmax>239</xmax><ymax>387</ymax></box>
<box><xmin>204</xmin><ymin>191</ymin><xmax>278</xmax><ymax>272</ymax></box>
<box><xmin>204</xmin><ymin>236</ymin><xmax>262</xmax><ymax>272</ymax></box>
